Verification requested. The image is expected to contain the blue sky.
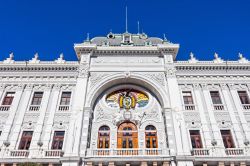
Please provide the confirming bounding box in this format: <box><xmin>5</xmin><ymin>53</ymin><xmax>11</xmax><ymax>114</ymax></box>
<box><xmin>0</xmin><ymin>0</ymin><xmax>249</xmax><ymax>61</ymax></box>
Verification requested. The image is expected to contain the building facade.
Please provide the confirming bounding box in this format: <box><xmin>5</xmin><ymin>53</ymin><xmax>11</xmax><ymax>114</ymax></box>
<box><xmin>0</xmin><ymin>32</ymin><xmax>250</xmax><ymax>166</ymax></box>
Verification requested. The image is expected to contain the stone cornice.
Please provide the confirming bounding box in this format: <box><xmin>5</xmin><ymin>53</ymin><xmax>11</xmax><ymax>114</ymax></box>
<box><xmin>0</xmin><ymin>62</ymin><xmax>79</xmax><ymax>73</ymax></box>
<box><xmin>175</xmin><ymin>61</ymin><xmax>250</xmax><ymax>72</ymax></box>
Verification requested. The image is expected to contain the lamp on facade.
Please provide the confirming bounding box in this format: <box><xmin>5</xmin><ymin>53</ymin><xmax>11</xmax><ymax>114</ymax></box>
<box><xmin>3</xmin><ymin>141</ymin><xmax>10</xmax><ymax>147</ymax></box>
<box><xmin>37</xmin><ymin>140</ymin><xmax>43</xmax><ymax>147</ymax></box>
<box><xmin>211</xmin><ymin>139</ymin><xmax>217</xmax><ymax>146</ymax></box>
<box><xmin>244</xmin><ymin>139</ymin><xmax>250</xmax><ymax>146</ymax></box>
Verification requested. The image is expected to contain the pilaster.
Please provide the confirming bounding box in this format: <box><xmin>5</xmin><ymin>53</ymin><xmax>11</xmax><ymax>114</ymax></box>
<box><xmin>193</xmin><ymin>84</ymin><xmax>212</xmax><ymax>147</ymax></box>
<box><xmin>8</xmin><ymin>84</ymin><xmax>33</xmax><ymax>149</ymax></box>
<box><xmin>200</xmin><ymin>84</ymin><xmax>223</xmax><ymax>147</ymax></box>
<box><xmin>42</xmin><ymin>84</ymin><xmax>61</xmax><ymax>149</ymax></box>
<box><xmin>64</xmin><ymin>52</ymin><xmax>90</xmax><ymax>157</ymax></box>
<box><xmin>220</xmin><ymin>84</ymin><xmax>244</xmax><ymax>147</ymax></box>
<box><xmin>228</xmin><ymin>84</ymin><xmax>250</xmax><ymax>144</ymax></box>
<box><xmin>30</xmin><ymin>84</ymin><xmax>53</xmax><ymax>153</ymax></box>
<box><xmin>0</xmin><ymin>84</ymin><xmax>25</xmax><ymax>147</ymax></box>
<box><xmin>165</xmin><ymin>66</ymin><xmax>191</xmax><ymax>155</ymax></box>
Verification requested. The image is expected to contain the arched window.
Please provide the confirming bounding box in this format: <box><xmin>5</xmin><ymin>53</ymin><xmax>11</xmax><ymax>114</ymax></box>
<box><xmin>117</xmin><ymin>122</ymin><xmax>138</xmax><ymax>149</ymax></box>
<box><xmin>98</xmin><ymin>126</ymin><xmax>110</xmax><ymax>149</ymax></box>
<box><xmin>145</xmin><ymin>125</ymin><xmax>157</xmax><ymax>148</ymax></box>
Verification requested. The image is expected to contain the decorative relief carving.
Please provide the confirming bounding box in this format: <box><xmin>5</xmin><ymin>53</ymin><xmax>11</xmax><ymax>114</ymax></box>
<box><xmin>214</xmin><ymin>111</ymin><xmax>232</xmax><ymax>128</ymax></box>
<box><xmin>89</xmin><ymin>73</ymin><xmax>109</xmax><ymax>88</ymax></box>
<box><xmin>143</xmin><ymin>72</ymin><xmax>165</xmax><ymax>86</ymax></box>
<box><xmin>78</xmin><ymin>64</ymin><xmax>89</xmax><ymax>78</ymax></box>
<box><xmin>165</xmin><ymin>67</ymin><xmax>177</xmax><ymax>77</ymax></box>
<box><xmin>183</xmin><ymin>112</ymin><xmax>201</xmax><ymax>123</ymax></box>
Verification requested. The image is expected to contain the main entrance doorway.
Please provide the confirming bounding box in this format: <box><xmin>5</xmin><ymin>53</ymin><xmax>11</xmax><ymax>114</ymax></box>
<box><xmin>117</xmin><ymin>122</ymin><xmax>138</xmax><ymax>149</ymax></box>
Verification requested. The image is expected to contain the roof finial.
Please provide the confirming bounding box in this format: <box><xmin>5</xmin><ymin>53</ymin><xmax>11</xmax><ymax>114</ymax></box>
<box><xmin>86</xmin><ymin>33</ymin><xmax>90</xmax><ymax>41</ymax></box>
<box><xmin>163</xmin><ymin>34</ymin><xmax>167</xmax><ymax>41</ymax></box>
<box><xmin>125</xmin><ymin>6</ymin><xmax>128</xmax><ymax>33</ymax></box>
<box><xmin>137</xmin><ymin>21</ymin><xmax>140</xmax><ymax>34</ymax></box>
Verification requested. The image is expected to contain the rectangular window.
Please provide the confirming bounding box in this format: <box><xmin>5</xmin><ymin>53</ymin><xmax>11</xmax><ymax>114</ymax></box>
<box><xmin>60</xmin><ymin>92</ymin><xmax>71</xmax><ymax>105</ymax></box>
<box><xmin>31</xmin><ymin>92</ymin><xmax>43</xmax><ymax>105</ymax></box>
<box><xmin>210</xmin><ymin>91</ymin><xmax>222</xmax><ymax>104</ymax></box>
<box><xmin>189</xmin><ymin>130</ymin><xmax>203</xmax><ymax>148</ymax></box>
<box><xmin>238</xmin><ymin>91</ymin><xmax>250</xmax><ymax>104</ymax></box>
<box><xmin>221</xmin><ymin>130</ymin><xmax>235</xmax><ymax>148</ymax></box>
<box><xmin>19</xmin><ymin>131</ymin><xmax>33</xmax><ymax>150</ymax></box>
<box><xmin>51</xmin><ymin>131</ymin><xmax>65</xmax><ymax>150</ymax></box>
<box><xmin>183</xmin><ymin>91</ymin><xmax>194</xmax><ymax>105</ymax></box>
<box><xmin>2</xmin><ymin>92</ymin><xmax>15</xmax><ymax>105</ymax></box>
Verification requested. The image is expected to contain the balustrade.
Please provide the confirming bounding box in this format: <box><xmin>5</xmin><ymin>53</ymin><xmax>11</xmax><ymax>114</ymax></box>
<box><xmin>242</xmin><ymin>104</ymin><xmax>250</xmax><ymax>110</ymax></box>
<box><xmin>9</xmin><ymin>150</ymin><xmax>29</xmax><ymax>157</ymax></box>
<box><xmin>88</xmin><ymin>148</ymin><xmax>165</xmax><ymax>157</ymax></box>
<box><xmin>29</xmin><ymin>105</ymin><xmax>40</xmax><ymax>111</ymax></box>
<box><xmin>213</xmin><ymin>104</ymin><xmax>224</xmax><ymax>110</ymax></box>
<box><xmin>225</xmin><ymin>148</ymin><xmax>244</xmax><ymax>156</ymax></box>
<box><xmin>184</xmin><ymin>104</ymin><xmax>196</xmax><ymax>111</ymax></box>
<box><xmin>191</xmin><ymin>148</ymin><xmax>210</xmax><ymax>156</ymax></box>
<box><xmin>58</xmin><ymin>105</ymin><xmax>70</xmax><ymax>111</ymax></box>
<box><xmin>0</xmin><ymin>105</ymin><xmax>10</xmax><ymax>111</ymax></box>
<box><xmin>44</xmin><ymin>150</ymin><xmax>63</xmax><ymax>157</ymax></box>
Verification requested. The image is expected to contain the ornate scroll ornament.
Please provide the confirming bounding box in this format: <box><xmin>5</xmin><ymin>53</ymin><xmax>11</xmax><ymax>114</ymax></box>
<box><xmin>89</xmin><ymin>73</ymin><xmax>109</xmax><ymax>89</ymax></box>
<box><xmin>144</xmin><ymin>72</ymin><xmax>165</xmax><ymax>87</ymax></box>
<box><xmin>165</xmin><ymin>67</ymin><xmax>177</xmax><ymax>77</ymax></box>
<box><xmin>0</xmin><ymin>84</ymin><xmax>6</xmax><ymax>90</ymax></box>
<box><xmin>78</xmin><ymin>64</ymin><xmax>89</xmax><ymax>78</ymax></box>
<box><xmin>193</xmin><ymin>83</ymin><xmax>201</xmax><ymax>90</ymax></box>
<box><xmin>220</xmin><ymin>83</ymin><xmax>228</xmax><ymax>90</ymax></box>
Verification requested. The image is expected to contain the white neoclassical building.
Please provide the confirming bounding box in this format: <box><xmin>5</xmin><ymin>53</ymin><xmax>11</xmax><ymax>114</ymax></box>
<box><xmin>0</xmin><ymin>31</ymin><xmax>250</xmax><ymax>166</ymax></box>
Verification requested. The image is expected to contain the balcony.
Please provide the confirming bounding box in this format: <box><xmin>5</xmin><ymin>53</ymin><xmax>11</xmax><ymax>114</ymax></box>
<box><xmin>225</xmin><ymin>148</ymin><xmax>244</xmax><ymax>156</ymax></box>
<box><xmin>213</xmin><ymin>104</ymin><xmax>224</xmax><ymax>110</ymax></box>
<box><xmin>0</xmin><ymin>105</ymin><xmax>10</xmax><ymax>111</ymax></box>
<box><xmin>58</xmin><ymin>105</ymin><xmax>70</xmax><ymax>111</ymax></box>
<box><xmin>184</xmin><ymin>104</ymin><xmax>196</xmax><ymax>111</ymax></box>
<box><xmin>44</xmin><ymin>150</ymin><xmax>63</xmax><ymax>158</ymax></box>
<box><xmin>87</xmin><ymin>148</ymin><xmax>167</xmax><ymax>157</ymax></box>
<box><xmin>242</xmin><ymin>104</ymin><xmax>250</xmax><ymax>110</ymax></box>
<box><xmin>29</xmin><ymin>105</ymin><xmax>40</xmax><ymax>111</ymax></box>
<box><xmin>9</xmin><ymin>150</ymin><xmax>29</xmax><ymax>158</ymax></box>
<box><xmin>191</xmin><ymin>148</ymin><xmax>210</xmax><ymax>156</ymax></box>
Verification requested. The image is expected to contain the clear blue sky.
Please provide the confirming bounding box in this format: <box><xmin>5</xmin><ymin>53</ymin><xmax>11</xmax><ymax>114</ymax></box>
<box><xmin>0</xmin><ymin>0</ymin><xmax>249</xmax><ymax>61</ymax></box>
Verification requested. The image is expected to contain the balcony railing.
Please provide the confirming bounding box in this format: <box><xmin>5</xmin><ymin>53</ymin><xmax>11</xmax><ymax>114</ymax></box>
<box><xmin>44</xmin><ymin>150</ymin><xmax>63</xmax><ymax>157</ymax></box>
<box><xmin>242</xmin><ymin>104</ymin><xmax>250</xmax><ymax>110</ymax></box>
<box><xmin>29</xmin><ymin>105</ymin><xmax>40</xmax><ymax>111</ymax></box>
<box><xmin>191</xmin><ymin>148</ymin><xmax>210</xmax><ymax>156</ymax></box>
<box><xmin>0</xmin><ymin>105</ymin><xmax>10</xmax><ymax>111</ymax></box>
<box><xmin>58</xmin><ymin>105</ymin><xmax>70</xmax><ymax>111</ymax></box>
<box><xmin>88</xmin><ymin>148</ymin><xmax>166</xmax><ymax>157</ymax></box>
<box><xmin>184</xmin><ymin>104</ymin><xmax>196</xmax><ymax>111</ymax></box>
<box><xmin>213</xmin><ymin>104</ymin><xmax>224</xmax><ymax>110</ymax></box>
<box><xmin>225</xmin><ymin>148</ymin><xmax>244</xmax><ymax>156</ymax></box>
<box><xmin>9</xmin><ymin>150</ymin><xmax>29</xmax><ymax>157</ymax></box>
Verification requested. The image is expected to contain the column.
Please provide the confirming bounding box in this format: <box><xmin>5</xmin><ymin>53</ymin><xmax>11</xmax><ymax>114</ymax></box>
<box><xmin>8</xmin><ymin>84</ymin><xmax>33</xmax><ymax>149</ymax></box>
<box><xmin>200</xmin><ymin>84</ymin><xmax>223</xmax><ymax>147</ymax></box>
<box><xmin>0</xmin><ymin>84</ymin><xmax>5</xmax><ymax>102</ymax></box>
<box><xmin>0</xmin><ymin>84</ymin><xmax>25</xmax><ymax>147</ymax></box>
<box><xmin>220</xmin><ymin>84</ymin><xmax>244</xmax><ymax>147</ymax></box>
<box><xmin>218</xmin><ymin>162</ymin><xmax>224</xmax><ymax>166</ymax></box>
<box><xmin>193</xmin><ymin>84</ymin><xmax>212</xmax><ymax>147</ymax></box>
<box><xmin>140</xmin><ymin>162</ymin><xmax>148</xmax><ymax>166</ymax></box>
<box><xmin>166</xmin><ymin>67</ymin><xmax>191</xmax><ymax>156</ymax></box>
<box><xmin>228</xmin><ymin>84</ymin><xmax>250</xmax><ymax>143</ymax></box>
<box><xmin>30</xmin><ymin>85</ymin><xmax>53</xmax><ymax>155</ymax></box>
<box><xmin>162</xmin><ymin>161</ymin><xmax>169</xmax><ymax>166</ymax></box>
<box><xmin>42</xmin><ymin>84</ymin><xmax>61</xmax><ymax>149</ymax></box>
<box><xmin>108</xmin><ymin>162</ymin><xmax>115</xmax><ymax>166</ymax></box>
